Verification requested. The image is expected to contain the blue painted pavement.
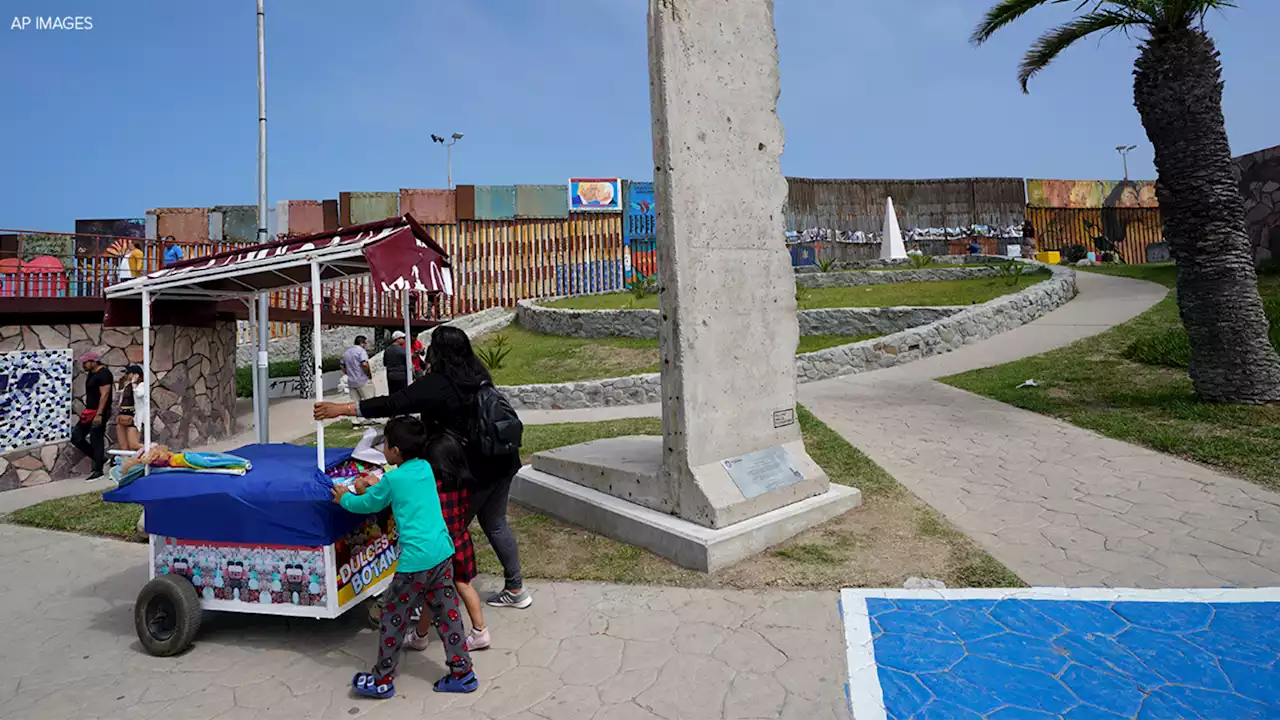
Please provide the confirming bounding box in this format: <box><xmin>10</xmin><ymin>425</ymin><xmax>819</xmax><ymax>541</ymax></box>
<box><xmin>843</xmin><ymin>591</ymin><xmax>1280</xmax><ymax>720</ymax></box>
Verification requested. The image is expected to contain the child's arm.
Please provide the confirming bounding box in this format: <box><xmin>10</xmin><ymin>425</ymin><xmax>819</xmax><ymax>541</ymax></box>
<box><xmin>338</xmin><ymin>470</ymin><xmax>393</xmax><ymax>514</ymax></box>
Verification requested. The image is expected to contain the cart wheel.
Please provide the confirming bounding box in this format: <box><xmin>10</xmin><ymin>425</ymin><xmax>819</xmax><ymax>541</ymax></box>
<box><xmin>135</xmin><ymin>575</ymin><xmax>202</xmax><ymax>657</ymax></box>
<box><xmin>364</xmin><ymin>596</ymin><xmax>382</xmax><ymax>630</ymax></box>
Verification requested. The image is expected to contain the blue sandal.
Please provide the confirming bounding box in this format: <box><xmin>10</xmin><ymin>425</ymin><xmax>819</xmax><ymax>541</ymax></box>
<box><xmin>433</xmin><ymin>671</ymin><xmax>478</xmax><ymax>694</ymax></box>
<box><xmin>352</xmin><ymin>672</ymin><xmax>395</xmax><ymax>699</ymax></box>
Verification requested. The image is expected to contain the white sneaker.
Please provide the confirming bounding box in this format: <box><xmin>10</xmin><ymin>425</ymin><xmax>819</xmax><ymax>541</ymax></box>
<box><xmin>465</xmin><ymin>627</ymin><xmax>491</xmax><ymax>651</ymax></box>
<box><xmin>405</xmin><ymin>629</ymin><xmax>430</xmax><ymax>651</ymax></box>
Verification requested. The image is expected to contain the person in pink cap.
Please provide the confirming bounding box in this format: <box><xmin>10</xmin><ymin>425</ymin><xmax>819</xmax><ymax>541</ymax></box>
<box><xmin>70</xmin><ymin>350</ymin><xmax>114</xmax><ymax>481</ymax></box>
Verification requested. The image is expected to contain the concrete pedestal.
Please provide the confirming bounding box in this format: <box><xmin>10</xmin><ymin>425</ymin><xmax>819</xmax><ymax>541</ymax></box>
<box><xmin>514</xmin><ymin>439</ymin><xmax>862</xmax><ymax>572</ymax></box>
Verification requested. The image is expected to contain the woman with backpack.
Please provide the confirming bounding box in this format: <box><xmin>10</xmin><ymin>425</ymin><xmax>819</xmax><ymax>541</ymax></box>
<box><xmin>314</xmin><ymin>326</ymin><xmax>531</xmax><ymax>610</ymax></box>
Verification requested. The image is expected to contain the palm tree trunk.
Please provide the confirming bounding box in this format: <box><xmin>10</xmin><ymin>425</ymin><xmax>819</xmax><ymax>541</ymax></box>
<box><xmin>1133</xmin><ymin>28</ymin><xmax>1280</xmax><ymax>404</ymax></box>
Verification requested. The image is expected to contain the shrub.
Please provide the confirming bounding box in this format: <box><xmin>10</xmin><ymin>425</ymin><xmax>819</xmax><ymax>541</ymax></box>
<box><xmin>235</xmin><ymin>357</ymin><xmax>340</xmax><ymax>398</ymax></box>
<box><xmin>908</xmin><ymin>253</ymin><xmax>934</xmax><ymax>270</ymax></box>
<box><xmin>816</xmin><ymin>257</ymin><xmax>837</xmax><ymax>273</ymax></box>
<box><xmin>629</xmin><ymin>274</ymin><xmax>659</xmax><ymax>300</ymax></box>
<box><xmin>476</xmin><ymin>334</ymin><xmax>512</xmax><ymax>371</ymax></box>
<box><xmin>1259</xmin><ymin>258</ymin><xmax>1280</xmax><ymax>277</ymax></box>
<box><xmin>1063</xmin><ymin>244</ymin><xmax>1088</xmax><ymax>264</ymax></box>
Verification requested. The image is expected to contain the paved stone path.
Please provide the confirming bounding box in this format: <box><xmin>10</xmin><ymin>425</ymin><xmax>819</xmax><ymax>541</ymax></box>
<box><xmin>0</xmin><ymin>524</ymin><xmax>851</xmax><ymax>720</ymax></box>
<box><xmin>799</xmin><ymin>271</ymin><xmax>1280</xmax><ymax>588</ymax></box>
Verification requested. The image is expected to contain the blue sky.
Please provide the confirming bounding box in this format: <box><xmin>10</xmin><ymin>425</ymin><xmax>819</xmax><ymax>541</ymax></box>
<box><xmin>1</xmin><ymin>0</ymin><xmax>1275</xmax><ymax>232</ymax></box>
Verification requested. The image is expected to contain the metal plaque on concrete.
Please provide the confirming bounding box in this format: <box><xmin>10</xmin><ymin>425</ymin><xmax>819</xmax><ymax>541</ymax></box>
<box><xmin>722</xmin><ymin>446</ymin><xmax>805</xmax><ymax>500</ymax></box>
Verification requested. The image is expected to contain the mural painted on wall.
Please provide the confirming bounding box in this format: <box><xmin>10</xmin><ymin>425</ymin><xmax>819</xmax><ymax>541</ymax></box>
<box><xmin>73</xmin><ymin>219</ymin><xmax>146</xmax><ymax>258</ymax></box>
<box><xmin>0</xmin><ymin>349</ymin><xmax>73</xmax><ymax>453</ymax></box>
<box><xmin>1027</xmin><ymin>180</ymin><xmax>1159</xmax><ymax>209</ymax></box>
<box><xmin>154</xmin><ymin>536</ymin><xmax>326</xmax><ymax>606</ymax></box>
<box><xmin>624</xmin><ymin>181</ymin><xmax>657</xmax><ymax>283</ymax></box>
<box><xmin>570</xmin><ymin>179</ymin><xmax>623</xmax><ymax>212</ymax></box>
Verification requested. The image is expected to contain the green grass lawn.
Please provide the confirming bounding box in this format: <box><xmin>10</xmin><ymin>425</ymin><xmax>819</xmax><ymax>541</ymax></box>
<box><xmin>944</xmin><ymin>263</ymin><xmax>1280</xmax><ymax>490</ymax></box>
<box><xmin>7</xmin><ymin>490</ymin><xmax>142</xmax><ymax>540</ymax></box>
<box><xmin>549</xmin><ymin>273</ymin><xmax>1046</xmax><ymax>312</ymax></box>
<box><xmin>6</xmin><ymin>414</ymin><xmax>1021</xmax><ymax>589</ymax></box>
<box><xmin>474</xmin><ymin>325</ymin><xmax>876</xmax><ymax>385</ymax></box>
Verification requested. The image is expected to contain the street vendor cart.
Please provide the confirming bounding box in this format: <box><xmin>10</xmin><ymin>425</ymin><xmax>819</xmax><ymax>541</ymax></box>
<box><xmin>103</xmin><ymin>215</ymin><xmax>452</xmax><ymax>656</ymax></box>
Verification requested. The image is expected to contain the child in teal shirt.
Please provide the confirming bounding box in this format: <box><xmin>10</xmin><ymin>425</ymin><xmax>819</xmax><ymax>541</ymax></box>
<box><xmin>332</xmin><ymin>416</ymin><xmax>477</xmax><ymax>698</ymax></box>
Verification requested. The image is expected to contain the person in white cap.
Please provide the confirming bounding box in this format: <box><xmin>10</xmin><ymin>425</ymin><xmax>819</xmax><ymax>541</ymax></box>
<box><xmin>385</xmin><ymin>330</ymin><xmax>410</xmax><ymax>395</ymax></box>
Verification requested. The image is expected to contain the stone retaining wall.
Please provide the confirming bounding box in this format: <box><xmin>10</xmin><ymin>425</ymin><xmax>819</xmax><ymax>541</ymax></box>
<box><xmin>519</xmin><ymin>299</ymin><xmax>962</xmax><ymax>340</ymax></box>
<box><xmin>796</xmin><ymin>267</ymin><xmax>1074</xmax><ymax>382</ymax></box>
<box><xmin>0</xmin><ymin>321</ymin><xmax>238</xmax><ymax>490</ymax></box>
<box><xmin>517</xmin><ymin>301</ymin><xmax>660</xmax><ymax>339</ymax></box>
<box><xmin>793</xmin><ymin>255</ymin><xmax>1009</xmax><ymax>274</ymax></box>
<box><xmin>798</xmin><ymin>307</ymin><xmax>963</xmax><ymax>337</ymax></box>
<box><xmin>795</xmin><ymin>266</ymin><xmax>1002</xmax><ymax>288</ymax></box>
<box><xmin>498</xmin><ymin>265</ymin><xmax>1076</xmax><ymax>410</ymax></box>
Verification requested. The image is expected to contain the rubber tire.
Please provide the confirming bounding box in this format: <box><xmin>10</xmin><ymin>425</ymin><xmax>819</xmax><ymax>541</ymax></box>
<box><xmin>365</xmin><ymin>596</ymin><xmax>382</xmax><ymax>630</ymax></box>
<box><xmin>134</xmin><ymin>575</ymin><xmax>203</xmax><ymax>657</ymax></box>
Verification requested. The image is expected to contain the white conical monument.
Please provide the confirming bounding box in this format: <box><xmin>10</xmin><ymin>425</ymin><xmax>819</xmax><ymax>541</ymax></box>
<box><xmin>880</xmin><ymin>196</ymin><xmax>908</xmax><ymax>260</ymax></box>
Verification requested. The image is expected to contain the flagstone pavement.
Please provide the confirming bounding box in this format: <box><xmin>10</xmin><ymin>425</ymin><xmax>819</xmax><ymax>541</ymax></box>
<box><xmin>0</xmin><ymin>524</ymin><xmax>851</xmax><ymax>720</ymax></box>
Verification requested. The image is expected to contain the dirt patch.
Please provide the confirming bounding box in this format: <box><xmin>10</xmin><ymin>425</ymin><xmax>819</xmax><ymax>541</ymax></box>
<box><xmin>474</xmin><ymin>491</ymin><xmax>1020</xmax><ymax>591</ymax></box>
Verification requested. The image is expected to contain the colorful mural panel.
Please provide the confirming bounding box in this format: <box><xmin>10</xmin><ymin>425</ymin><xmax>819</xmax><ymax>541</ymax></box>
<box><xmin>0</xmin><ymin>349</ymin><xmax>73</xmax><ymax>453</ymax></box>
<box><xmin>1027</xmin><ymin>179</ymin><xmax>1159</xmax><ymax>209</ymax></box>
<box><xmin>570</xmin><ymin>179</ymin><xmax>623</xmax><ymax>212</ymax></box>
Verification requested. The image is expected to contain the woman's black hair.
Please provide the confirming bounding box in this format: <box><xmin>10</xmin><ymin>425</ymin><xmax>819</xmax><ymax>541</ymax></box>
<box><xmin>384</xmin><ymin>416</ymin><xmax>428</xmax><ymax>462</ymax></box>
<box><xmin>426</xmin><ymin>326</ymin><xmax>492</xmax><ymax>391</ymax></box>
<box><xmin>424</xmin><ymin>432</ymin><xmax>475</xmax><ymax>491</ymax></box>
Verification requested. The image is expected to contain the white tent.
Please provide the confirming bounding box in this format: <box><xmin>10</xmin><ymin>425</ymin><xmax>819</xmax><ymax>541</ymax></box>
<box><xmin>880</xmin><ymin>196</ymin><xmax>908</xmax><ymax>260</ymax></box>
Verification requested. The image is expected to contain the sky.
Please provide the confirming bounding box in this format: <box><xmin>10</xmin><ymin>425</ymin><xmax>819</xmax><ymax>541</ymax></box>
<box><xmin>1</xmin><ymin>0</ymin><xmax>1276</xmax><ymax>232</ymax></box>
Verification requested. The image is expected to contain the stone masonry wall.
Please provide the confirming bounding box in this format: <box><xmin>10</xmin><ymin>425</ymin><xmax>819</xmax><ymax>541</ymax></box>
<box><xmin>795</xmin><ymin>266</ymin><xmax>1001</xmax><ymax>289</ymax></box>
<box><xmin>498</xmin><ymin>265</ymin><xmax>1076</xmax><ymax>410</ymax></box>
<box><xmin>0</xmin><ymin>321</ymin><xmax>238</xmax><ymax>490</ymax></box>
<box><xmin>518</xmin><ymin>299</ymin><xmax>962</xmax><ymax>340</ymax></box>
<box><xmin>797</xmin><ymin>307</ymin><xmax>964</xmax><ymax>337</ymax></box>
<box><xmin>1235</xmin><ymin>144</ymin><xmax>1280</xmax><ymax>264</ymax></box>
<box><xmin>793</xmin><ymin>255</ymin><xmax>1009</xmax><ymax>274</ymax></box>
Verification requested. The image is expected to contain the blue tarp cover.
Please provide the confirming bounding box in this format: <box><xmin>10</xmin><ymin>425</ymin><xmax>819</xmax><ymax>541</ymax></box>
<box><xmin>104</xmin><ymin>444</ymin><xmax>363</xmax><ymax>547</ymax></box>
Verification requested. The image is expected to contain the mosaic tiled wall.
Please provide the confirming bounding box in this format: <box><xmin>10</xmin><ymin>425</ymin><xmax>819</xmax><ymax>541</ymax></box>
<box><xmin>0</xmin><ymin>349</ymin><xmax>72</xmax><ymax>454</ymax></box>
<box><xmin>0</xmin><ymin>322</ymin><xmax>238</xmax><ymax>491</ymax></box>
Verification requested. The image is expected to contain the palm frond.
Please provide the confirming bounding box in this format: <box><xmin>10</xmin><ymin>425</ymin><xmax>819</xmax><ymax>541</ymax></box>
<box><xmin>971</xmin><ymin>0</ymin><xmax>1056</xmax><ymax>45</ymax></box>
<box><xmin>1017</xmin><ymin>10</ymin><xmax>1139</xmax><ymax>92</ymax></box>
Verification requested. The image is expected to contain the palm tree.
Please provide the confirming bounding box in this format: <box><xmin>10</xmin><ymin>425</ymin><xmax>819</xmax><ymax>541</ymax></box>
<box><xmin>974</xmin><ymin>0</ymin><xmax>1280</xmax><ymax>404</ymax></box>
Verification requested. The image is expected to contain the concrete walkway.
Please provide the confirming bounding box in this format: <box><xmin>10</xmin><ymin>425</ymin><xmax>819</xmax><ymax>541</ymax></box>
<box><xmin>799</xmin><ymin>271</ymin><xmax>1280</xmax><ymax>588</ymax></box>
<box><xmin>0</xmin><ymin>524</ymin><xmax>850</xmax><ymax>720</ymax></box>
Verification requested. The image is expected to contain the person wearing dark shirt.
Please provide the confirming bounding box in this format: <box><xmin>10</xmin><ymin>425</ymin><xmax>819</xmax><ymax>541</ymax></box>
<box><xmin>315</xmin><ymin>326</ymin><xmax>531</xmax><ymax>609</ymax></box>
<box><xmin>71</xmin><ymin>350</ymin><xmax>113</xmax><ymax>481</ymax></box>
<box><xmin>385</xmin><ymin>331</ymin><xmax>410</xmax><ymax>394</ymax></box>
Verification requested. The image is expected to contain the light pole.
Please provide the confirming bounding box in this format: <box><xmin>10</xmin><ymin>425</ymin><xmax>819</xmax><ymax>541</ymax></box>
<box><xmin>256</xmin><ymin>0</ymin><xmax>269</xmax><ymax>241</ymax></box>
<box><xmin>432</xmin><ymin>133</ymin><xmax>464</xmax><ymax>188</ymax></box>
<box><xmin>1116</xmin><ymin>145</ymin><xmax>1137</xmax><ymax>181</ymax></box>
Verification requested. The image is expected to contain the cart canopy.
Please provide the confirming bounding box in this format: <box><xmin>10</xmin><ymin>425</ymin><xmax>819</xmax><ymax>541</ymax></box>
<box><xmin>104</xmin><ymin>444</ymin><xmax>364</xmax><ymax>546</ymax></box>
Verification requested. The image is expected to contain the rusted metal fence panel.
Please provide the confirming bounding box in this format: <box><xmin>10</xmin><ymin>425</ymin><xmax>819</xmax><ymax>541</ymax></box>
<box><xmin>515</xmin><ymin>185</ymin><xmax>568</xmax><ymax>219</ymax></box>
<box><xmin>473</xmin><ymin>186</ymin><xmax>517</xmax><ymax>220</ymax></box>
<box><xmin>400</xmin><ymin>189</ymin><xmax>457</xmax><ymax>225</ymax></box>
<box><xmin>340</xmin><ymin>191</ymin><xmax>399</xmax><ymax>226</ymax></box>
<box><xmin>1026</xmin><ymin>207</ymin><xmax>1163</xmax><ymax>264</ymax></box>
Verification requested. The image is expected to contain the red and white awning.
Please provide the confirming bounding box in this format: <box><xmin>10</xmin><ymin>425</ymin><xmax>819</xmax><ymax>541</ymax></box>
<box><xmin>105</xmin><ymin>215</ymin><xmax>452</xmax><ymax>300</ymax></box>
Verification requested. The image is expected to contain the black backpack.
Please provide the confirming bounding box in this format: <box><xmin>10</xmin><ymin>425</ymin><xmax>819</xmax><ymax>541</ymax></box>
<box><xmin>468</xmin><ymin>383</ymin><xmax>523</xmax><ymax>457</ymax></box>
